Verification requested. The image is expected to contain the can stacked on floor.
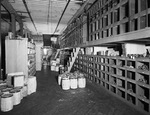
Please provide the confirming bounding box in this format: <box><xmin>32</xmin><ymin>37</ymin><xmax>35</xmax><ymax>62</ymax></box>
<box><xmin>58</xmin><ymin>71</ymin><xmax>86</xmax><ymax>90</ymax></box>
<box><xmin>0</xmin><ymin>75</ymin><xmax>37</xmax><ymax>112</ymax></box>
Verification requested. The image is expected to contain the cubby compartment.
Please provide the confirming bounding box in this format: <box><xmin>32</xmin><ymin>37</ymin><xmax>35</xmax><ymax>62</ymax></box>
<box><xmin>127</xmin><ymin>94</ymin><xmax>136</xmax><ymax>105</ymax></box>
<box><xmin>106</xmin><ymin>74</ymin><xmax>109</xmax><ymax>82</ymax></box>
<box><xmin>110</xmin><ymin>58</ymin><xmax>116</xmax><ymax>65</ymax></box>
<box><xmin>98</xmin><ymin>71</ymin><xmax>101</xmax><ymax>78</ymax></box>
<box><xmin>127</xmin><ymin>60</ymin><xmax>136</xmax><ymax>68</ymax></box>
<box><xmin>110</xmin><ymin>85</ymin><xmax>116</xmax><ymax>93</ymax></box>
<box><xmin>117</xmin><ymin>68</ymin><xmax>125</xmax><ymax>77</ymax></box>
<box><xmin>101</xmin><ymin>58</ymin><xmax>105</xmax><ymax>63</ymax></box>
<box><xmin>117</xmin><ymin>78</ymin><xmax>125</xmax><ymax>90</ymax></box>
<box><xmin>101</xmin><ymin>65</ymin><xmax>105</xmax><ymax>71</ymax></box>
<box><xmin>138</xmin><ymin>99</ymin><xmax>149</xmax><ymax>112</ymax></box>
<box><xmin>105</xmin><ymin>66</ymin><xmax>109</xmax><ymax>72</ymax></box>
<box><xmin>127</xmin><ymin>82</ymin><xmax>136</xmax><ymax>94</ymax></box>
<box><xmin>117</xmin><ymin>89</ymin><xmax>125</xmax><ymax>99</ymax></box>
<box><xmin>136</xmin><ymin>72</ymin><xmax>149</xmax><ymax>85</ymax></box>
<box><xmin>101</xmin><ymin>72</ymin><xmax>105</xmax><ymax>80</ymax></box>
<box><xmin>117</xmin><ymin>59</ymin><xmax>125</xmax><ymax>67</ymax></box>
<box><xmin>105</xmin><ymin>58</ymin><xmax>109</xmax><ymax>64</ymax></box>
<box><xmin>102</xmin><ymin>81</ymin><xmax>105</xmax><ymax>87</ymax></box>
<box><xmin>136</xmin><ymin>61</ymin><xmax>149</xmax><ymax>71</ymax></box>
<box><xmin>106</xmin><ymin>83</ymin><xmax>109</xmax><ymax>90</ymax></box>
<box><xmin>127</xmin><ymin>71</ymin><xmax>135</xmax><ymax>81</ymax></box>
<box><xmin>137</xmin><ymin>85</ymin><xmax>149</xmax><ymax>101</ymax></box>
<box><xmin>110</xmin><ymin>75</ymin><xmax>117</xmax><ymax>85</ymax></box>
<box><xmin>110</xmin><ymin>67</ymin><xmax>116</xmax><ymax>74</ymax></box>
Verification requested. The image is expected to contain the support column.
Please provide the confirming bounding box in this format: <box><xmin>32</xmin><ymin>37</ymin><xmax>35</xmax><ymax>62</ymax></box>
<box><xmin>0</xmin><ymin>0</ymin><xmax>2</xmax><ymax>79</ymax></box>
<box><xmin>11</xmin><ymin>13</ymin><xmax>16</xmax><ymax>38</ymax></box>
<box><xmin>20</xmin><ymin>22</ymin><xmax>23</xmax><ymax>37</ymax></box>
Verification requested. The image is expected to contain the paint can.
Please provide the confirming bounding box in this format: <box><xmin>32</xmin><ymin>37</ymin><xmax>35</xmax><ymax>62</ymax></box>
<box><xmin>1</xmin><ymin>93</ymin><xmax>13</xmax><ymax>112</ymax></box>
<box><xmin>78</xmin><ymin>77</ymin><xmax>86</xmax><ymax>88</ymax></box>
<box><xmin>10</xmin><ymin>89</ymin><xmax>21</xmax><ymax>105</ymax></box>
<box><xmin>14</xmin><ymin>87</ymin><xmax>23</xmax><ymax>100</ymax></box>
<box><xmin>62</xmin><ymin>78</ymin><xmax>70</xmax><ymax>90</ymax></box>
<box><xmin>70</xmin><ymin>78</ymin><xmax>78</xmax><ymax>89</ymax></box>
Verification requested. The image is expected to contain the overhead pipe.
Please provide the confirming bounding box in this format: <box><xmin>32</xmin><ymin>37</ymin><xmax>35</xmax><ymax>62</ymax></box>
<box><xmin>22</xmin><ymin>0</ymin><xmax>37</xmax><ymax>33</ymax></box>
<box><xmin>53</xmin><ymin>0</ymin><xmax>71</xmax><ymax>35</ymax></box>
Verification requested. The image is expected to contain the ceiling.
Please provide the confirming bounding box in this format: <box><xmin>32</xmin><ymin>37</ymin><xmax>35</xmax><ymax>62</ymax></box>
<box><xmin>3</xmin><ymin>0</ymin><xmax>93</xmax><ymax>35</ymax></box>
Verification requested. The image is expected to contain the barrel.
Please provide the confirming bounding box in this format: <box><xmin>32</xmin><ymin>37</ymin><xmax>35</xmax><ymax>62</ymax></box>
<box><xmin>14</xmin><ymin>87</ymin><xmax>23</xmax><ymax>100</ymax></box>
<box><xmin>62</xmin><ymin>78</ymin><xmax>70</xmax><ymax>90</ymax></box>
<box><xmin>78</xmin><ymin>77</ymin><xmax>86</xmax><ymax>88</ymax></box>
<box><xmin>1</xmin><ymin>93</ymin><xmax>13</xmax><ymax>112</ymax></box>
<box><xmin>10</xmin><ymin>89</ymin><xmax>21</xmax><ymax>105</ymax></box>
<box><xmin>70</xmin><ymin>78</ymin><xmax>78</xmax><ymax>89</ymax></box>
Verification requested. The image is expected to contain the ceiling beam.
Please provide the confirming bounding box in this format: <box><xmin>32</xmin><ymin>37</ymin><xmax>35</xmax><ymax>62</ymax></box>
<box><xmin>1</xmin><ymin>0</ymin><xmax>22</xmax><ymax>24</ymax></box>
<box><xmin>53</xmin><ymin>0</ymin><xmax>71</xmax><ymax>35</ymax></box>
<box><xmin>22</xmin><ymin>0</ymin><xmax>37</xmax><ymax>33</ymax></box>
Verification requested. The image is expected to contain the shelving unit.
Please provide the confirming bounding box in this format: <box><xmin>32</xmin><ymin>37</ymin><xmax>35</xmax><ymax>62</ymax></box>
<box><xmin>28</xmin><ymin>42</ymin><xmax>36</xmax><ymax>76</ymax></box>
<box><xmin>74</xmin><ymin>54</ymin><xmax>150</xmax><ymax>115</ymax></box>
<box><xmin>5</xmin><ymin>37</ymin><xmax>36</xmax><ymax>81</ymax></box>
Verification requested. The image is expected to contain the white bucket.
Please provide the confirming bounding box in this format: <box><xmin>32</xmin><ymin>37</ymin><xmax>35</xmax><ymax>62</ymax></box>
<box><xmin>22</xmin><ymin>85</ymin><xmax>28</xmax><ymax>97</ymax></box>
<box><xmin>51</xmin><ymin>65</ymin><xmax>56</xmax><ymax>71</ymax></box>
<box><xmin>62</xmin><ymin>78</ymin><xmax>70</xmax><ymax>90</ymax></box>
<box><xmin>1</xmin><ymin>93</ymin><xmax>13</xmax><ymax>112</ymax></box>
<box><xmin>10</xmin><ymin>89</ymin><xmax>21</xmax><ymax>105</ymax></box>
<box><xmin>70</xmin><ymin>78</ymin><xmax>78</xmax><ymax>89</ymax></box>
<box><xmin>27</xmin><ymin>76</ymin><xmax>37</xmax><ymax>95</ymax></box>
<box><xmin>55</xmin><ymin>66</ymin><xmax>59</xmax><ymax>72</ymax></box>
<box><xmin>14</xmin><ymin>87</ymin><xmax>23</xmax><ymax>100</ymax></box>
<box><xmin>58</xmin><ymin>75</ymin><xmax>62</xmax><ymax>85</ymax></box>
<box><xmin>0</xmin><ymin>92</ymin><xmax>4</xmax><ymax>109</ymax></box>
<box><xmin>78</xmin><ymin>78</ymin><xmax>86</xmax><ymax>88</ymax></box>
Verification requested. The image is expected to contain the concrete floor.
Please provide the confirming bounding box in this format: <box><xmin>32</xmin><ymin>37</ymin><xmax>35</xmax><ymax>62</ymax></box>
<box><xmin>0</xmin><ymin>66</ymin><xmax>144</xmax><ymax>115</ymax></box>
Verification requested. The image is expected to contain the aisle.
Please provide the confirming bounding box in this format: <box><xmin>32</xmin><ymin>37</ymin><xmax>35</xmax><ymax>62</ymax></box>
<box><xmin>0</xmin><ymin>66</ymin><xmax>144</xmax><ymax>115</ymax></box>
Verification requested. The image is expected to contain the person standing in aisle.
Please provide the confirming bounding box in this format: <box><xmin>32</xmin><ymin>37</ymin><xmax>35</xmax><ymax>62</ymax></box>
<box><xmin>47</xmin><ymin>48</ymin><xmax>53</xmax><ymax>66</ymax></box>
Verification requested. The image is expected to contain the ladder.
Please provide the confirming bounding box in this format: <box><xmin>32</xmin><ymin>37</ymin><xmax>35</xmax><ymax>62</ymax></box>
<box><xmin>66</xmin><ymin>47</ymin><xmax>80</xmax><ymax>72</ymax></box>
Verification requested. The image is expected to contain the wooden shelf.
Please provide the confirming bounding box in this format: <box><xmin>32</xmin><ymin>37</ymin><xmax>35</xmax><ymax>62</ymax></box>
<box><xmin>74</xmin><ymin>54</ymin><xmax>150</xmax><ymax>114</ymax></box>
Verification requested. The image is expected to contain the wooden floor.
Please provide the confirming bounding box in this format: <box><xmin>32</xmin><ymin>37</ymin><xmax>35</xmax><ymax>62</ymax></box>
<box><xmin>0</xmin><ymin>65</ymin><xmax>144</xmax><ymax>115</ymax></box>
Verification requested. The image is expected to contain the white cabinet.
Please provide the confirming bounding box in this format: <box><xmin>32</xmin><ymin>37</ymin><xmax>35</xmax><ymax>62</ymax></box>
<box><xmin>5</xmin><ymin>37</ymin><xmax>36</xmax><ymax>81</ymax></box>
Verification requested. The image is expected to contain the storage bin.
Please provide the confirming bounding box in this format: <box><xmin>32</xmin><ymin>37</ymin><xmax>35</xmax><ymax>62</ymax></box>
<box><xmin>27</xmin><ymin>76</ymin><xmax>37</xmax><ymax>95</ymax></box>
<box><xmin>62</xmin><ymin>78</ymin><xmax>70</xmax><ymax>90</ymax></box>
<box><xmin>10</xmin><ymin>89</ymin><xmax>21</xmax><ymax>105</ymax></box>
<box><xmin>70</xmin><ymin>78</ymin><xmax>78</xmax><ymax>89</ymax></box>
<box><xmin>78</xmin><ymin>77</ymin><xmax>86</xmax><ymax>88</ymax></box>
<box><xmin>1</xmin><ymin>94</ymin><xmax>13</xmax><ymax>112</ymax></box>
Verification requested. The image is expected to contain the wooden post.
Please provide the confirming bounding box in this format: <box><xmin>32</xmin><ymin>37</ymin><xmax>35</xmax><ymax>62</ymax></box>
<box><xmin>11</xmin><ymin>13</ymin><xmax>16</xmax><ymax>38</ymax></box>
<box><xmin>0</xmin><ymin>0</ymin><xmax>2</xmax><ymax>79</ymax></box>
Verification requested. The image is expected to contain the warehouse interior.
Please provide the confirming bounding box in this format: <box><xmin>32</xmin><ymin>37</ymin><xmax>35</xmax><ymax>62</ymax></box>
<box><xmin>0</xmin><ymin>0</ymin><xmax>150</xmax><ymax>115</ymax></box>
